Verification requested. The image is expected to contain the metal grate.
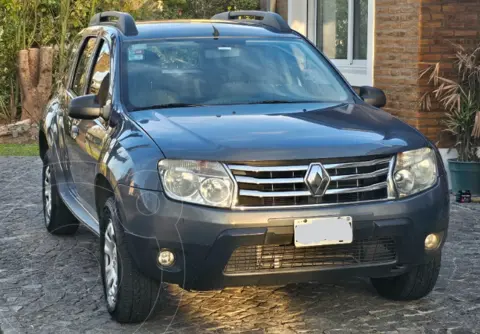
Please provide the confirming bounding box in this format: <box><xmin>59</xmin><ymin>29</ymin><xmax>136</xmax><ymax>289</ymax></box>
<box><xmin>228</xmin><ymin>156</ymin><xmax>393</xmax><ymax>208</ymax></box>
<box><xmin>224</xmin><ymin>238</ymin><xmax>397</xmax><ymax>274</ymax></box>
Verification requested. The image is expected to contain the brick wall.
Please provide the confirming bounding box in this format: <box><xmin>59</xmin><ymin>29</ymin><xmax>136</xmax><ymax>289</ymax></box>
<box><xmin>375</xmin><ymin>0</ymin><xmax>480</xmax><ymax>146</ymax></box>
<box><xmin>419</xmin><ymin>1</ymin><xmax>480</xmax><ymax>144</ymax></box>
<box><xmin>276</xmin><ymin>0</ymin><xmax>289</xmax><ymax>22</ymax></box>
<box><xmin>374</xmin><ymin>0</ymin><xmax>421</xmax><ymax>135</ymax></box>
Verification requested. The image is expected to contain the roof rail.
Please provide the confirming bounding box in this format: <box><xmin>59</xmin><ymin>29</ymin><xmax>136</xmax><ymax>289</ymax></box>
<box><xmin>211</xmin><ymin>10</ymin><xmax>291</xmax><ymax>33</ymax></box>
<box><xmin>89</xmin><ymin>11</ymin><xmax>138</xmax><ymax>36</ymax></box>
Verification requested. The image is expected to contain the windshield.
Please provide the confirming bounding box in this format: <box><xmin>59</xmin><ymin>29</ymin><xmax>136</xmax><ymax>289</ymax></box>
<box><xmin>121</xmin><ymin>37</ymin><xmax>352</xmax><ymax>110</ymax></box>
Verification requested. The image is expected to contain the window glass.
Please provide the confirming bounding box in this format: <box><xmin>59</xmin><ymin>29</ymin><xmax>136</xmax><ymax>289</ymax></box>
<box><xmin>89</xmin><ymin>40</ymin><xmax>111</xmax><ymax>95</ymax></box>
<box><xmin>316</xmin><ymin>0</ymin><xmax>368</xmax><ymax>61</ymax></box>
<box><xmin>63</xmin><ymin>34</ymin><xmax>83</xmax><ymax>87</ymax></box>
<box><xmin>122</xmin><ymin>38</ymin><xmax>351</xmax><ymax>110</ymax></box>
<box><xmin>71</xmin><ymin>37</ymin><xmax>97</xmax><ymax>96</ymax></box>
<box><xmin>354</xmin><ymin>0</ymin><xmax>368</xmax><ymax>60</ymax></box>
<box><xmin>317</xmin><ymin>0</ymin><xmax>349</xmax><ymax>59</ymax></box>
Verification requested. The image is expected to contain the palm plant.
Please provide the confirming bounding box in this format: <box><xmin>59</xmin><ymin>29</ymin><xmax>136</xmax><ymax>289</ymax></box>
<box><xmin>420</xmin><ymin>44</ymin><xmax>480</xmax><ymax>162</ymax></box>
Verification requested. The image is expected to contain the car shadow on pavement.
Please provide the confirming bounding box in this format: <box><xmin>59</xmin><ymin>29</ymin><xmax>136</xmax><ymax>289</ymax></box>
<box><xmin>142</xmin><ymin>278</ymin><xmax>384</xmax><ymax>332</ymax></box>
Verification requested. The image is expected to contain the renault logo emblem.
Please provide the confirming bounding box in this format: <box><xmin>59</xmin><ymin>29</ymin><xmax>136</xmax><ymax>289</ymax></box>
<box><xmin>304</xmin><ymin>163</ymin><xmax>331</xmax><ymax>197</ymax></box>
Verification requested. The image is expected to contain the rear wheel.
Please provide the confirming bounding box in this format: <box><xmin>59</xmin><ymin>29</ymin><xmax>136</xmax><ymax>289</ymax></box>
<box><xmin>100</xmin><ymin>197</ymin><xmax>163</xmax><ymax>323</ymax></box>
<box><xmin>42</xmin><ymin>151</ymin><xmax>79</xmax><ymax>235</ymax></box>
<box><xmin>371</xmin><ymin>257</ymin><xmax>441</xmax><ymax>300</ymax></box>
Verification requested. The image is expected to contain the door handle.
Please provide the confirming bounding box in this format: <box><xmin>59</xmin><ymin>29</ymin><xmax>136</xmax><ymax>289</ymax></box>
<box><xmin>71</xmin><ymin>125</ymin><xmax>79</xmax><ymax>139</ymax></box>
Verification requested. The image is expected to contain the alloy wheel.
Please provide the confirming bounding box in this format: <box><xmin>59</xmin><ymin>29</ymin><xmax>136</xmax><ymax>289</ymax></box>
<box><xmin>43</xmin><ymin>165</ymin><xmax>52</xmax><ymax>225</ymax></box>
<box><xmin>104</xmin><ymin>220</ymin><xmax>119</xmax><ymax>309</ymax></box>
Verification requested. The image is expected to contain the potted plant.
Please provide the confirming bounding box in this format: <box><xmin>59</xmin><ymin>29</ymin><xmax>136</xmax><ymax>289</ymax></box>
<box><xmin>421</xmin><ymin>44</ymin><xmax>480</xmax><ymax>194</ymax></box>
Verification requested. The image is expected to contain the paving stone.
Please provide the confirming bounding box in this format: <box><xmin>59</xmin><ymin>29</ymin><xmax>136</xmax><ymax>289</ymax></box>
<box><xmin>0</xmin><ymin>157</ymin><xmax>479</xmax><ymax>333</ymax></box>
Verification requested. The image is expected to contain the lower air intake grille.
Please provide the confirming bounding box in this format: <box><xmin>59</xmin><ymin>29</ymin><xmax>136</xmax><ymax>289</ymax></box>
<box><xmin>224</xmin><ymin>238</ymin><xmax>396</xmax><ymax>274</ymax></box>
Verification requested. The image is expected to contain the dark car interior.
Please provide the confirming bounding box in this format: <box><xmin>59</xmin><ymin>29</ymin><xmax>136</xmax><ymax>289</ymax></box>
<box><xmin>122</xmin><ymin>40</ymin><xmax>347</xmax><ymax>110</ymax></box>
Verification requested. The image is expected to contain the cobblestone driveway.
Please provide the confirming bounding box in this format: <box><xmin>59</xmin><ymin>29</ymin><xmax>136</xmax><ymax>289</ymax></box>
<box><xmin>0</xmin><ymin>157</ymin><xmax>479</xmax><ymax>333</ymax></box>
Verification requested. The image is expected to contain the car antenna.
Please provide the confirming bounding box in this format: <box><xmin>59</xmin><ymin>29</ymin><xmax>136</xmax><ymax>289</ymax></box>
<box><xmin>212</xmin><ymin>25</ymin><xmax>220</xmax><ymax>39</ymax></box>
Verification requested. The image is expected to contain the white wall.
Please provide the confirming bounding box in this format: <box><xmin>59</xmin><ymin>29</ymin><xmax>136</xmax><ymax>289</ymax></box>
<box><xmin>288</xmin><ymin>0</ymin><xmax>308</xmax><ymax>36</ymax></box>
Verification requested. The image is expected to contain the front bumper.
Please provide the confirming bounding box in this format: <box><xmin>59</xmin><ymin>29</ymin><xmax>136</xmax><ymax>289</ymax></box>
<box><xmin>116</xmin><ymin>175</ymin><xmax>449</xmax><ymax>291</ymax></box>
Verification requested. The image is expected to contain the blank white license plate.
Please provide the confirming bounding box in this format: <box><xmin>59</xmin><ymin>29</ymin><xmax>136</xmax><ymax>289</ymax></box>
<box><xmin>294</xmin><ymin>216</ymin><xmax>353</xmax><ymax>247</ymax></box>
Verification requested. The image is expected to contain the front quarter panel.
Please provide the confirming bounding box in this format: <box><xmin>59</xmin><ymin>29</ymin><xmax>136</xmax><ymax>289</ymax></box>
<box><xmin>98</xmin><ymin>111</ymin><xmax>165</xmax><ymax>192</ymax></box>
<box><xmin>42</xmin><ymin>96</ymin><xmax>67</xmax><ymax>164</ymax></box>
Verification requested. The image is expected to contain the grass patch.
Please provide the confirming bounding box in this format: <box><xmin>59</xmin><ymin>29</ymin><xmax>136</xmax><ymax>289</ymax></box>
<box><xmin>0</xmin><ymin>144</ymin><xmax>38</xmax><ymax>156</ymax></box>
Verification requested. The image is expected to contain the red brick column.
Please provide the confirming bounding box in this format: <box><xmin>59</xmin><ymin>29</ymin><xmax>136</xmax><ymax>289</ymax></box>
<box><xmin>374</xmin><ymin>0</ymin><xmax>422</xmax><ymax>136</ymax></box>
<box><xmin>276</xmin><ymin>0</ymin><xmax>289</xmax><ymax>22</ymax></box>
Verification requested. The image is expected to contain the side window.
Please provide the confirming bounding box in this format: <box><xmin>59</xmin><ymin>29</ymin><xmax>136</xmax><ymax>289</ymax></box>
<box><xmin>63</xmin><ymin>34</ymin><xmax>83</xmax><ymax>87</ymax></box>
<box><xmin>88</xmin><ymin>40</ymin><xmax>111</xmax><ymax>96</ymax></box>
<box><xmin>71</xmin><ymin>37</ymin><xmax>97</xmax><ymax>96</ymax></box>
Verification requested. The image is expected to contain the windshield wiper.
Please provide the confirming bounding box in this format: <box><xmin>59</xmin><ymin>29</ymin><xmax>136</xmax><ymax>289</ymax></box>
<box><xmin>131</xmin><ymin>103</ymin><xmax>205</xmax><ymax>111</ymax></box>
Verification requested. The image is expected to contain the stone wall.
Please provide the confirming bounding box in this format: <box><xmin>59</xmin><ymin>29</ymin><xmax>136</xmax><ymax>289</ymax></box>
<box><xmin>0</xmin><ymin>119</ymin><xmax>38</xmax><ymax>143</ymax></box>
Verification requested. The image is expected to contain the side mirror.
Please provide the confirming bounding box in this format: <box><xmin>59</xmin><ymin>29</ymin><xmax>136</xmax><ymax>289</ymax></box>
<box><xmin>68</xmin><ymin>94</ymin><xmax>102</xmax><ymax>119</ymax></box>
<box><xmin>354</xmin><ymin>86</ymin><xmax>387</xmax><ymax>108</ymax></box>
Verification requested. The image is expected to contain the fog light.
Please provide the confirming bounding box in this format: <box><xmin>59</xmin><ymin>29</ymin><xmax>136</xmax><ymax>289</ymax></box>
<box><xmin>158</xmin><ymin>250</ymin><xmax>175</xmax><ymax>267</ymax></box>
<box><xmin>425</xmin><ymin>233</ymin><xmax>440</xmax><ymax>250</ymax></box>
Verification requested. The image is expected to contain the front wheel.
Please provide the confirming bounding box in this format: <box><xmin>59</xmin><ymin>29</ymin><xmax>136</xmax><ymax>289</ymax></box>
<box><xmin>371</xmin><ymin>257</ymin><xmax>441</xmax><ymax>300</ymax></box>
<box><xmin>100</xmin><ymin>197</ymin><xmax>163</xmax><ymax>323</ymax></box>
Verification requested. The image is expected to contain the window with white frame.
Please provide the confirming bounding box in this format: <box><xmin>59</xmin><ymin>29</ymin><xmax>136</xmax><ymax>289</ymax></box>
<box><xmin>316</xmin><ymin>0</ymin><xmax>368</xmax><ymax>67</ymax></box>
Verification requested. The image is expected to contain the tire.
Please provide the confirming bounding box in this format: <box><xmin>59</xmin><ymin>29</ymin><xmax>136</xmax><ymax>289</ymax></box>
<box><xmin>100</xmin><ymin>197</ymin><xmax>162</xmax><ymax>323</ymax></box>
<box><xmin>42</xmin><ymin>150</ymin><xmax>79</xmax><ymax>235</ymax></box>
<box><xmin>371</xmin><ymin>256</ymin><xmax>441</xmax><ymax>301</ymax></box>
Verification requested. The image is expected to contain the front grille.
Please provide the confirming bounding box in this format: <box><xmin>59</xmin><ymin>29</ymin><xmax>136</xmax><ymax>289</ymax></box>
<box><xmin>228</xmin><ymin>156</ymin><xmax>393</xmax><ymax>208</ymax></box>
<box><xmin>224</xmin><ymin>238</ymin><xmax>397</xmax><ymax>274</ymax></box>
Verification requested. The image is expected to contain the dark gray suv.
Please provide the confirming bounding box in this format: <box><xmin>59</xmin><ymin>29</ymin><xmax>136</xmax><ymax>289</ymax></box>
<box><xmin>39</xmin><ymin>11</ymin><xmax>450</xmax><ymax>323</ymax></box>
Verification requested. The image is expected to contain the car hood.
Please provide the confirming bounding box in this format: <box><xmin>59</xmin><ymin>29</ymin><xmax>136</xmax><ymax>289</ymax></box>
<box><xmin>129</xmin><ymin>103</ymin><xmax>429</xmax><ymax>162</ymax></box>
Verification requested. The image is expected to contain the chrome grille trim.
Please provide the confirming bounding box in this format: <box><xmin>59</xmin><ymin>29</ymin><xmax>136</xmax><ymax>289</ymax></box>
<box><xmin>228</xmin><ymin>164</ymin><xmax>309</xmax><ymax>172</ymax></box>
<box><xmin>330</xmin><ymin>167</ymin><xmax>389</xmax><ymax>181</ymax></box>
<box><xmin>227</xmin><ymin>157</ymin><xmax>391</xmax><ymax>173</ymax></box>
<box><xmin>322</xmin><ymin>157</ymin><xmax>392</xmax><ymax>169</ymax></box>
<box><xmin>239</xmin><ymin>190</ymin><xmax>312</xmax><ymax>198</ymax></box>
<box><xmin>228</xmin><ymin>156</ymin><xmax>395</xmax><ymax>209</ymax></box>
<box><xmin>235</xmin><ymin>168</ymin><xmax>388</xmax><ymax>185</ymax></box>
<box><xmin>236</xmin><ymin>176</ymin><xmax>305</xmax><ymax>184</ymax></box>
<box><xmin>239</xmin><ymin>182</ymin><xmax>388</xmax><ymax>198</ymax></box>
<box><xmin>322</xmin><ymin>181</ymin><xmax>388</xmax><ymax>195</ymax></box>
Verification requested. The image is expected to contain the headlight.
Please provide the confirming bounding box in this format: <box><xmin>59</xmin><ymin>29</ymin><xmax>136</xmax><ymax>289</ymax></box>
<box><xmin>158</xmin><ymin>160</ymin><xmax>234</xmax><ymax>208</ymax></box>
<box><xmin>393</xmin><ymin>148</ymin><xmax>437</xmax><ymax>197</ymax></box>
